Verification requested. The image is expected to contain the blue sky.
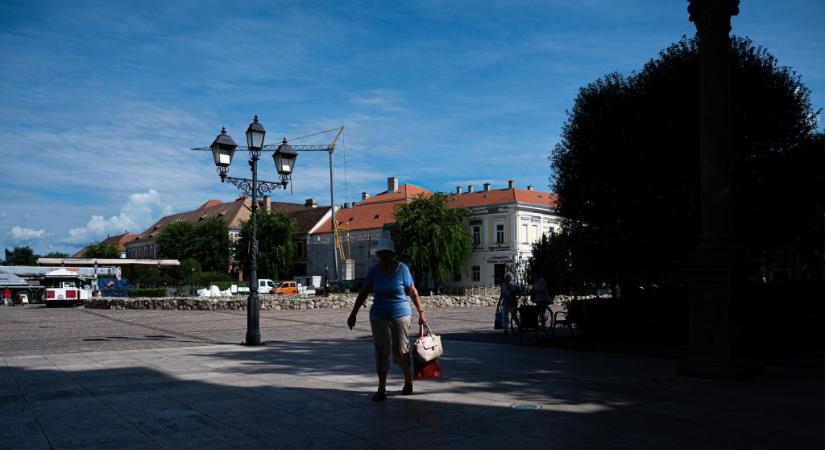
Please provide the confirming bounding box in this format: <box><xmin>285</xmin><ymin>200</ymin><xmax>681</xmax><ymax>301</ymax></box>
<box><xmin>1</xmin><ymin>0</ymin><xmax>823</xmax><ymax>255</ymax></box>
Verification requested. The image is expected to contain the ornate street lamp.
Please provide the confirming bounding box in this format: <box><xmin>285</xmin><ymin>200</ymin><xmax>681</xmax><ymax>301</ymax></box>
<box><xmin>246</xmin><ymin>115</ymin><xmax>266</xmax><ymax>150</ymax></box>
<box><xmin>274</xmin><ymin>138</ymin><xmax>297</xmax><ymax>176</ymax></box>
<box><xmin>196</xmin><ymin>115</ymin><xmax>298</xmax><ymax>346</ymax></box>
<box><xmin>194</xmin><ymin>120</ymin><xmax>344</xmax><ymax>345</ymax></box>
<box><xmin>211</xmin><ymin>127</ymin><xmax>237</xmax><ymax>181</ymax></box>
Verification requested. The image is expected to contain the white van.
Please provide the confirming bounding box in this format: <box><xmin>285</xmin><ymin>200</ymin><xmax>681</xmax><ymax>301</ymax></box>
<box><xmin>233</xmin><ymin>279</ymin><xmax>277</xmax><ymax>294</ymax></box>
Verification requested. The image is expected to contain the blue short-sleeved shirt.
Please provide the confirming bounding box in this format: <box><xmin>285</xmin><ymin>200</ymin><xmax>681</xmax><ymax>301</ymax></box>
<box><xmin>367</xmin><ymin>262</ymin><xmax>414</xmax><ymax>319</ymax></box>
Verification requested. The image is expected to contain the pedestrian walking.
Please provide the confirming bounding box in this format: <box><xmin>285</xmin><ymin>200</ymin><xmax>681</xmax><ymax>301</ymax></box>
<box><xmin>532</xmin><ymin>277</ymin><xmax>551</xmax><ymax>329</ymax></box>
<box><xmin>499</xmin><ymin>272</ymin><xmax>518</xmax><ymax>333</ymax></box>
<box><xmin>347</xmin><ymin>238</ymin><xmax>427</xmax><ymax>401</ymax></box>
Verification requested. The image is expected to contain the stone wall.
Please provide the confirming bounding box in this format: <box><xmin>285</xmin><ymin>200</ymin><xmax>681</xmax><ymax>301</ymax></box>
<box><xmin>84</xmin><ymin>293</ymin><xmax>499</xmax><ymax>311</ymax></box>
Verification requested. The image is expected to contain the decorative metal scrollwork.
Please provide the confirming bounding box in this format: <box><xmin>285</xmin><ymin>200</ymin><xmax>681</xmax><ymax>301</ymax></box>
<box><xmin>223</xmin><ymin>175</ymin><xmax>288</xmax><ymax>197</ymax></box>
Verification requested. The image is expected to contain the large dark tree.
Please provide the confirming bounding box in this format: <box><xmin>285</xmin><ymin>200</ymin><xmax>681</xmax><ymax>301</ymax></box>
<box><xmin>393</xmin><ymin>193</ymin><xmax>472</xmax><ymax>289</ymax></box>
<box><xmin>551</xmin><ymin>36</ymin><xmax>822</xmax><ymax>287</ymax></box>
<box><xmin>235</xmin><ymin>210</ymin><xmax>296</xmax><ymax>280</ymax></box>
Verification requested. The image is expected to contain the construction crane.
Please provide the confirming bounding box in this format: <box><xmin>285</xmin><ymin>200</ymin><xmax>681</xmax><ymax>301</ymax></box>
<box><xmin>272</xmin><ymin>127</ymin><xmax>345</xmax><ymax>280</ymax></box>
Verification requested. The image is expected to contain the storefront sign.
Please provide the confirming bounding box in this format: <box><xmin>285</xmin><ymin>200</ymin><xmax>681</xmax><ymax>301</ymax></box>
<box><xmin>486</xmin><ymin>256</ymin><xmax>515</xmax><ymax>264</ymax></box>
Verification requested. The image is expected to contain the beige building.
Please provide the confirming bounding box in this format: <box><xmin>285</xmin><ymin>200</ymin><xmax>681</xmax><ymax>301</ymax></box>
<box><xmin>306</xmin><ymin>176</ymin><xmax>559</xmax><ymax>287</ymax></box>
<box><xmin>126</xmin><ymin>196</ymin><xmax>329</xmax><ymax>280</ymax></box>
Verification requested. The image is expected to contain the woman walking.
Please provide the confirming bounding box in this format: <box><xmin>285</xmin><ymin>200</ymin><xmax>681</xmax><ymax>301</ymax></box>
<box><xmin>347</xmin><ymin>238</ymin><xmax>427</xmax><ymax>401</ymax></box>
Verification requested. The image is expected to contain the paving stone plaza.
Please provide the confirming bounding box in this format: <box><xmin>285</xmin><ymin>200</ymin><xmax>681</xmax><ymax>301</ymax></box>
<box><xmin>1</xmin><ymin>305</ymin><xmax>823</xmax><ymax>449</ymax></box>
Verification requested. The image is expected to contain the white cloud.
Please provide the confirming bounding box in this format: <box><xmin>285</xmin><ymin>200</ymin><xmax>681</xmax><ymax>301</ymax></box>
<box><xmin>65</xmin><ymin>189</ymin><xmax>172</xmax><ymax>244</ymax></box>
<box><xmin>9</xmin><ymin>226</ymin><xmax>46</xmax><ymax>241</ymax></box>
<box><xmin>349</xmin><ymin>89</ymin><xmax>406</xmax><ymax>112</ymax></box>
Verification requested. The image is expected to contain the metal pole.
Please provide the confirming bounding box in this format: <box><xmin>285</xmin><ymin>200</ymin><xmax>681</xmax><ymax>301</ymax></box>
<box><xmin>329</xmin><ymin>150</ymin><xmax>339</xmax><ymax>280</ymax></box>
<box><xmin>246</xmin><ymin>152</ymin><xmax>262</xmax><ymax>345</ymax></box>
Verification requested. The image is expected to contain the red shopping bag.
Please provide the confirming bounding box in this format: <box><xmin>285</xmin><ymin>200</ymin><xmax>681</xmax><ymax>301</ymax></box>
<box><xmin>413</xmin><ymin>357</ymin><xmax>442</xmax><ymax>380</ymax></box>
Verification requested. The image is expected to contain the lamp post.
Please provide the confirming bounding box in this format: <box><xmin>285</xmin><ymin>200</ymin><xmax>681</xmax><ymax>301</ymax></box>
<box><xmin>204</xmin><ymin>115</ymin><xmax>298</xmax><ymax>346</ymax></box>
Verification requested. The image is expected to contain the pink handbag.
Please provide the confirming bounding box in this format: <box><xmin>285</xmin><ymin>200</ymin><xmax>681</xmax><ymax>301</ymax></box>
<box><xmin>414</xmin><ymin>323</ymin><xmax>443</xmax><ymax>362</ymax></box>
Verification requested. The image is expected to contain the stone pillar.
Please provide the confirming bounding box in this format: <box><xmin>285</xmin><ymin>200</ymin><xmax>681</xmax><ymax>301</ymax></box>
<box><xmin>680</xmin><ymin>0</ymin><xmax>758</xmax><ymax>379</ymax></box>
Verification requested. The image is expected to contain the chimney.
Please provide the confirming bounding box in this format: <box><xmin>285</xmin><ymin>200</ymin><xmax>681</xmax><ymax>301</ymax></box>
<box><xmin>343</xmin><ymin>202</ymin><xmax>350</xmax><ymax>209</ymax></box>
<box><xmin>467</xmin><ymin>185</ymin><xmax>474</xmax><ymax>193</ymax></box>
<box><xmin>508</xmin><ymin>180</ymin><xmax>515</xmax><ymax>189</ymax></box>
<box><xmin>456</xmin><ymin>186</ymin><xmax>462</xmax><ymax>194</ymax></box>
<box><xmin>263</xmin><ymin>195</ymin><xmax>271</xmax><ymax>211</ymax></box>
<box><xmin>304</xmin><ymin>198</ymin><xmax>317</xmax><ymax>208</ymax></box>
<box><xmin>351</xmin><ymin>201</ymin><xmax>358</xmax><ymax>207</ymax></box>
<box><xmin>483</xmin><ymin>182</ymin><xmax>491</xmax><ymax>192</ymax></box>
<box><xmin>388</xmin><ymin>176</ymin><xmax>399</xmax><ymax>193</ymax></box>
<box><xmin>362</xmin><ymin>192</ymin><xmax>370</xmax><ymax>200</ymax></box>
<box><xmin>527</xmin><ymin>185</ymin><xmax>534</xmax><ymax>191</ymax></box>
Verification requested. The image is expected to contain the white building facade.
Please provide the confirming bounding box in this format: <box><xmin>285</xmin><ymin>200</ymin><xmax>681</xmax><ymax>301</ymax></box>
<box><xmin>445</xmin><ymin>182</ymin><xmax>560</xmax><ymax>287</ymax></box>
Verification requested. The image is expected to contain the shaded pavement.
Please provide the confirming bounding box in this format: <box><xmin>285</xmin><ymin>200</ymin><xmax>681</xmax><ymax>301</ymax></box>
<box><xmin>1</xmin><ymin>305</ymin><xmax>823</xmax><ymax>449</ymax></box>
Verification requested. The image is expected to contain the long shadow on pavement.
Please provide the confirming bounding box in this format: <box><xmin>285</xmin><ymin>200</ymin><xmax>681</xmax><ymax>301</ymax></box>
<box><xmin>3</xmin><ymin>336</ymin><xmax>824</xmax><ymax>449</ymax></box>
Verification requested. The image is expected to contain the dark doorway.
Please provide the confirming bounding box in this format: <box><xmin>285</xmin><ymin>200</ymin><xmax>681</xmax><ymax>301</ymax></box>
<box><xmin>494</xmin><ymin>264</ymin><xmax>505</xmax><ymax>285</ymax></box>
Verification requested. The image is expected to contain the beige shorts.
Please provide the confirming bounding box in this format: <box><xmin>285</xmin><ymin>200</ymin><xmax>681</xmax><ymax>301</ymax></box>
<box><xmin>370</xmin><ymin>315</ymin><xmax>412</xmax><ymax>371</ymax></box>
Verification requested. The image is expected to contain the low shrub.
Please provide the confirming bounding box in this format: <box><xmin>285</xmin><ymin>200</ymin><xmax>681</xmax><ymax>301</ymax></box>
<box><xmin>128</xmin><ymin>288</ymin><xmax>167</xmax><ymax>298</ymax></box>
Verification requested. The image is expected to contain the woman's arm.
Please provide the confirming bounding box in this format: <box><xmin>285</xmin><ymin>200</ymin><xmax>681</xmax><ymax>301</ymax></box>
<box><xmin>406</xmin><ymin>285</ymin><xmax>427</xmax><ymax>325</ymax></box>
<box><xmin>347</xmin><ymin>284</ymin><xmax>372</xmax><ymax>329</ymax></box>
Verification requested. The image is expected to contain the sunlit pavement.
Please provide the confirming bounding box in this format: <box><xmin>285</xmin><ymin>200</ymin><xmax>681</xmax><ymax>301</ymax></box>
<box><xmin>2</xmin><ymin>305</ymin><xmax>823</xmax><ymax>449</ymax></box>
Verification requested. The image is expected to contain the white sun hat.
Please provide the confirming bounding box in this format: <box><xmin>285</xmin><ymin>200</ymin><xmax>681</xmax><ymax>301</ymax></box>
<box><xmin>373</xmin><ymin>238</ymin><xmax>396</xmax><ymax>255</ymax></box>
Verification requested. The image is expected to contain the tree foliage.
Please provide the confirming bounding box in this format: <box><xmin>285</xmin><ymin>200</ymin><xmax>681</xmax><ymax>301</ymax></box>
<box><xmin>84</xmin><ymin>241</ymin><xmax>120</xmax><ymax>258</ymax></box>
<box><xmin>3</xmin><ymin>246</ymin><xmax>37</xmax><ymax>265</ymax></box>
<box><xmin>44</xmin><ymin>251</ymin><xmax>69</xmax><ymax>258</ymax></box>
<box><xmin>528</xmin><ymin>233</ymin><xmax>574</xmax><ymax>295</ymax></box>
<box><xmin>156</xmin><ymin>221</ymin><xmax>196</xmax><ymax>261</ymax></box>
<box><xmin>550</xmin><ymin>36</ymin><xmax>823</xmax><ymax>287</ymax></box>
<box><xmin>393</xmin><ymin>193</ymin><xmax>473</xmax><ymax>287</ymax></box>
<box><xmin>156</xmin><ymin>219</ymin><xmax>231</xmax><ymax>273</ymax></box>
<box><xmin>191</xmin><ymin>218</ymin><xmax>232</xmax><ymax>273</ymax></box>
<box><xmin>235</xmin><ymin>209</ymin><xmax>296</xmax><ymax>280</ymax></box>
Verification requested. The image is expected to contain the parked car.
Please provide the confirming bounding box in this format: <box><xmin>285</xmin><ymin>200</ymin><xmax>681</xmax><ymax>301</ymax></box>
<box><xmin>274</xmin><ymin>281</ymin><xmax>298</xmax><ymax>295</ymax></box>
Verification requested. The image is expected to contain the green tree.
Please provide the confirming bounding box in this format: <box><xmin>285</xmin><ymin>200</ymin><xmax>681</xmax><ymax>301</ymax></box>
<box><xmin>156</xmin><ymin>221</ymin><xmax>196</xmax><ymax>260</ymax></box>
<box><xmin>235</xmin><ymin>210</ymin><xmax>296</xmax><ymax>280</ymax></box>
<box><xmin>4</xmin><ymin>246</ymin><xmax>38</xmax><ymax>265</ymax></box>
<box><xmin>191</xmin><ymin>218</ymin><xmax>232</xmax><ymax>273</ymax></box>
<box><xmin>44</xmin><ymin>251</ymin><xmax>69</xmax><ymax>258</ymax></box>
<box><xmin>550</xmin><ymin>36</ymin><xmax>822</xmax><ymax>287</ymax></box>
<box><xmin>528</xmin><ymin>233</ymin><xmax>574</xmax><ymax>296</ymax></box>
<box><xmin>84</xmin><ymin>241</ymin><xmax>120</xmax><ymax>258</ymax></box>
<box><xmin>156</xmin><ymin>219</ymin><xmax>231</xmax><ymax>274</ymax></box>
<box><xmin>393</xmin><ymin>193</ymin><xmax>472</xmax><ymax>289</ymax></box>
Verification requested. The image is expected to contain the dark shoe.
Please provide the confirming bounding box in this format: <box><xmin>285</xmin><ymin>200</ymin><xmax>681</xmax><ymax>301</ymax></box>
<box><xmin>401</xmin><ymin>383</ymin><xmax>413</xmax><ymax>395</ymax></box>
<box><xmin>372</xmin><ymin>389</ymin><xmax>387</xmax><ymax>402</ymax></box>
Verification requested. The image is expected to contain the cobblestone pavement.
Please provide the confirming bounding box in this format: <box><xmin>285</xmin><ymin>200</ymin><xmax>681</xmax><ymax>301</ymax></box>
<box><xmin>2</xmin><ymin>304</ymin><xmax>824</xmax><ymax>449</ymax></box>
<box><xmin>0</xmin><ymin>305</ymin><xmax>497</xmax><ymax>357</ymax></box>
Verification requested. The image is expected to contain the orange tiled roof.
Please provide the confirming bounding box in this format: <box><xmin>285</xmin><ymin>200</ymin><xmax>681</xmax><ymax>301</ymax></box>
<box><xmin>357</xmin><ymin>183</ymin><xmax>430</xmax><ymax>205</ymax></box>
<box><xmin>131</xmin><ymin>197</ymin><xmax>311</xmax><ymax>243</ymax></box>
<box><xmin>72</xmin><ymin>232</ymin><xmax>139</xmax><ymax>257</ymax></box>
<box><xmin>312</xmin><ymin>183</ymin><xmax>431</xmax><ymax>234</ymax></box>
<box><xmin>446</xmin><ymin>188</ymin><xmax>557</xmax><ymax>209</ymax></box>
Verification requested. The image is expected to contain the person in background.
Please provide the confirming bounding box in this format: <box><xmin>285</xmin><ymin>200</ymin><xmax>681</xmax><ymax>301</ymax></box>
<box><xmin>532</xmin><ymin>277</ymin><xmax>551</xmax><ymax>330</ymax></box>
<box><xmin>347</xmin><ymin>238</ymin><xmax>427</xmax><ymax>401</ymax></box>
<box><xmin>499</xmin><ymin>272</ymin><xmax>518</xmax><ymax>333</ymax></box>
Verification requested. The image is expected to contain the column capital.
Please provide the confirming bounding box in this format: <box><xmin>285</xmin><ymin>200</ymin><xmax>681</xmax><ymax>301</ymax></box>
<box><xmin>688</xmin><ymin>0</ymin><xmax>740</xmax><ymax>34</ymax></box>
